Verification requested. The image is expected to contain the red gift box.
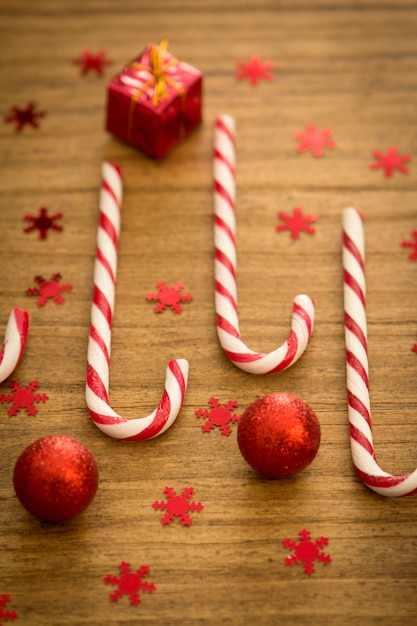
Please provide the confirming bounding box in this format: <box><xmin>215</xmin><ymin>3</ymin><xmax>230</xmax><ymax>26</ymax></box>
<box><xmin>106</xmin><ymin>40</ymin><xmax>202</xmax><ymax>159</ymax></box>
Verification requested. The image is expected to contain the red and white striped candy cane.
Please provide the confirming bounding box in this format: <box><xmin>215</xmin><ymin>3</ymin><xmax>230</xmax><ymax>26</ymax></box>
<box><xmin>213</xmin><ymin>114</ymin><xmax>315</xmax><ymax>374</ymax></box>
<box><xmin>0</xmin><ymin>308</ymin><xmax>29</xmax><ymax>383</ymax></box>
<box><xmin>86</xmin><ymin>162</ymin><xmax>189</xmax><ymax>441</ymax></box>
<box><xmin>343</xmin><ymin>207</ymin><xmax>417</xmax><ymax>497</ymax></box>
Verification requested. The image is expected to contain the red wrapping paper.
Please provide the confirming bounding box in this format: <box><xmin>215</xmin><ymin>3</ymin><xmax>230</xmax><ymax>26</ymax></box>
<box><xmin>106</xmin><ymin>42</ymin><xmax>202</xmax><ymax>159</ymax></box>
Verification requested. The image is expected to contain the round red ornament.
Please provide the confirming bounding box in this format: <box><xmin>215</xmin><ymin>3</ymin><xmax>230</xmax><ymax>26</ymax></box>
<box><xmin>237</xmin><ymin>393</ymin><xmax>321</xmax><ymax>478</ymax></box>
<box><xmin>13</xmin><ymin>435</ymin><xmax>99</xmax><ymax>522</ymax></box>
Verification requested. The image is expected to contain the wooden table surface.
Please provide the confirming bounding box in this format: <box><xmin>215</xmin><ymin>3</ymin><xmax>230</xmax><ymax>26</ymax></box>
<box><xmin>1</xmin><ymin>1</ymin><xmax>417</xmax><ymax>624</ymax></box>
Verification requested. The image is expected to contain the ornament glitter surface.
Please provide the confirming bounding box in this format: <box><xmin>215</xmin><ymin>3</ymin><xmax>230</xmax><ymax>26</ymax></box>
<box><xmin>237</xmin><ymin>393</ymin><xmax>321</xmax><ymax>478</ymax></box>
<box><xmin>13</xmin><ymin>435</ymin><xmax>99</xmax><ymax>522</ymax></box>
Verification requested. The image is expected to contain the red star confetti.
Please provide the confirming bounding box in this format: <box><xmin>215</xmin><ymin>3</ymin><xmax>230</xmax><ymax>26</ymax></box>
<box><xmin>146</xmin><ymin>281</ymin><xmax>193</xmax><ymax>314</ymax></box>
<box><xmin>370</xmin><ymin>146</ymin><xmax>411</xmax><ymax>178</ymax></box>
<box><xmin>293</xmin><ymin>124</ymin><xmax>335</xmax><ymax>157</ymax></box>
<box><xmin>23</xmin><ymin>207</ymin><xmax>63</xmax><ymax>240</ymax></box>
<box><xmin>0</xmin><ymin>595</ymin><xmax>18</xmax><ymax>623</ymax></box>
<box><xmin>276</xmin><ymin>206</ymin><xmax>318</xmax><ymax>240</ymax></box>
<box><xmin>4</xmin><ymin>102</ymin><xmax>46</xmax><ymax>132</ymax></box>
<box><xmin>401</xmin><ymin>230</ymin><xmax>417</xmax><ymax>260</ymax></box>
<box><xmin>282</xmin><ymin>529</ymin><xmax>331</xmax><ymax>575</ymax></box>
<box><xmin>195</xmin><ymin>397</ymin><xmax>241</xmax><ymax>436</ymax></box>
<box><xmin>72</xmin><ymin>49</ymin><xmax>113</xmax><ymax>75</ymax></box>
<box><xmin>26</xmin><ymin>274</ymin><xmax>73</xmax><ymax>306</ymax></box>
<box><xmin>104</xmin><ymin>562</ymin><xmax>156</xmax><ymax>606</ymax></box>
<box><xmin>412</xmin><ymin>344</ymin><xmax>417</xmax><ymax>354</ymax></box>
<box><xmin>152</xmin><ymin>487</ymin><xmax>204</xmax><ymax>526</ymax></box>
<box><xmin>235</xmin><ymin>55</ymin><xmax>274</xmax><ymax>85</ymax></box>
<box><xmin>0</xmin><ymin>380</ymin><xmax>48</xmax><ymax>417</ymax></box>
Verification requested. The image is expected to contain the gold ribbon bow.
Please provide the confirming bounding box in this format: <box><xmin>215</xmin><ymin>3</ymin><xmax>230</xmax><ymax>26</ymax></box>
<box><xmin>130</xmin><ymin>38</ymin><xmax>185</xmax><ymax>107</ymax></box>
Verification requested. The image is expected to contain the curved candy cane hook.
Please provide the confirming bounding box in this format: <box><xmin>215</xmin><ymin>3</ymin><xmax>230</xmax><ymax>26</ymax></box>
<box><xmin>85</xmin><ymin>162</ymin><xmax>189</xmax><ymax>441</ymax></box>
<box><xmin>0</xmin><ymin>308</ymin><xmax>29</xmax><ymax>383</ymax></box>
<box><xmin>213</xmin><ymin>114</ymin><xmax>315</xmax><ymax>374</ymax></box>
<box><xmin>343</xmin><ymin>207</ymin><xmax>417</xmax><ymax>497</ymax></box>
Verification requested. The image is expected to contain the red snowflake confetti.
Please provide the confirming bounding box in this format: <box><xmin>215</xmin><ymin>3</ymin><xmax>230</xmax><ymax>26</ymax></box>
<box><xmin>401</xmin><ymin>230</ymin><xmax>417</xmax><ymax>260</ymax></box>
<box><xmin>146</xmin><ymin>281</ymin><xmax>193</xmax><ymax>314</ymax></box>
<box><xmin>72</xmin><ymin>49</ymin><xmax>113</xmax><ymax>76</ymax></box>
<box><xmin>370</xmin><ymin>146</ymin><xmax>411</xmax><ymax>178</ymax></box>
<box><xmin>104</xmin><ymin>562</ymin><xmax>156</xmax><ymax>606</ymax></box>
<box><xmin>0</xmin><ymin>381</ymin><xmax>48</xmax><ymax>417</ymax></box>
<box><xmin>282</xmin><ymin>529</ymin><xmax>331</xmax><ymax>575</ymax></box>
<box><xmin>293</xmin><ymin>124</ymin><xmax>335</xmax><ymax>157</ymax></box>
<box><xmin>23</xmin><ymin>207</ymin><xmax>63</xmax><ymax>240</ymax></box>
<box><xmin>0</xmin><ymin>595</ymin><xmax>18</xmax><ymax>624</ymax></box>
<box><xmin>26</xmin><ymin>274</ymin><xmax>73</xmax><ymax>306</ymax></box>
<box><xmin>195</xmin><ymin>397</ymin><xmax>241</xmax><ymax>436</ymax></box>
<box><xmin>235</xmin><ymin>55</ymin><xmax>274</xmax><ymax>85</ymax></box>
<box><xmin>151</xmin><ymin>486</ymin><xmax>204</xmax><ymax>526</ymax></box>
<box><xmin>4</xmin><ymin>102</ymin><xmax>46</xmax><ymax>132</ymax></box>
<box><xmin>276</xmin><ymin>206</ymin><xmax>318</xmax><ymax>240</ymax></box>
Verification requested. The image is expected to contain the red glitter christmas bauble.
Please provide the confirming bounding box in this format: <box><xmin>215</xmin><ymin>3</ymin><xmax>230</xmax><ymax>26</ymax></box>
<box><xmin>13</xmin><ymin>435</ymin><xmax>99</xmax><ymax>522</ymax></box>
<box><xmin>237</xmin><ymin>393</ymin><xmax>321</xmax><ymax>478</ymax></box>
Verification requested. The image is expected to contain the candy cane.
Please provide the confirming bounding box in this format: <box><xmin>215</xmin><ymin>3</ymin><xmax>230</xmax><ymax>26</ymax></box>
<box><xmin>0</xmin><ymin>308</ymin><xmax>29</xmax><ymax>383</ymax></box>
<box><xmin>213</xmin><ymin>114</ymin><xmax>315</xmax><ymax>374</ymax></box>
<box><xmin>86</xmin><ymin>162</ymin><xmax>189</xmax><ymax>441</ymax></box>
<box><xmin>343</xmin><ymin>207</ymin><xmax>417</xmax><ymax>497</ymax></box>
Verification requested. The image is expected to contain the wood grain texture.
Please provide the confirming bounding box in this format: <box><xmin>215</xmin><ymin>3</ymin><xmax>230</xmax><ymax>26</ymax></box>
<box><xmin>1</xmin><ymin>1</ymin><xmax>417</xmax><ymax>624</ymax></box>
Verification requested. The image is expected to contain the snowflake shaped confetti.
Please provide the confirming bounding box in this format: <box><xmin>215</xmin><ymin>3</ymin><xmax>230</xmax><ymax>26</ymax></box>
<box><xmin>276</xmin><ymin>206</ymin><xmax>318</xmax><ymax>240</ymax></box>
<box><xmin>26</xmin><ymin>274</ymin><xmax>73</xmax><ymax>306</ymax></box>
<box><xmin>4</xmin><ymin>102</ymin><xmax>46</xmax><ymax>132</ymax></box>
<box><xmin>152</xmin><ymin>486</ymin><xmax>204</xmax><ymax>526</ymax></box>
<box><xmin>282</xmin><ymin>529</ymin><xmax>331</xmax><ymax>575</ymax></box>
<box><xmin>370</xmin><ymin>146</ymin><xmax>411</xmax><ymax>178</ymax></box>
<box><xmin>146</xmin><ymin>281</ymin><xmax>193</xmax><ymax>314</ymax></box>
<box><xmin>235</xmin><ymin>55</ymin><xmax>274</xmax><ymax>85</ymax></box>
<box><xmin>195</xmin><ymin>397</ymin><xmax>241</xmax><ymax>436</ymax></box>
<box><xmin>23</xmin><ymin>207</ymin><xmax>63</xmax><ymax>240</ymax></box>
<box><xmin>72</xmin><ymin>49</ymin><xmax>113</xmax><ymax>75</ymax></box>
<box><xmin>0</xmin><ymin>595</ymin><xmax>18</xmax><ymax>624</ymax></box>
<box><xmin>401</xmin><ymin>231</ymin><xmax>417</xmax><ymax>260</ymax></box>
<box><xmin>104</xmin><ymin>562</ymin><xmax>156</xmax><ymax>606</ymax></box>
<box><xmin>293</xmin><ymin>124</ymin><xmax>335</xmax><ymax>157</ymax></box>
<box><xmin>0</xmin><ymin>381</ymin><xmax>48</xmax><ymax>417</ymax></box>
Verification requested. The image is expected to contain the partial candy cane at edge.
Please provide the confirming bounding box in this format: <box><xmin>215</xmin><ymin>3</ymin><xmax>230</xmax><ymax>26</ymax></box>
<box><xmin>343</xmin><ymin>206</ymin><xmax>417</xmax><ymax>497</ymax></box>
<box><xmin>0</xmin><ymin>308</ymin><xmax>29</xmax><ymax>383</ymax></box>
<box><xmin>213</xmin><ymin>114</ymin><xmax>315</xmax><ymax>374</ymax></box>
<box><xmin>85</xmin><ymin>162</ymin><xmax>189</xmax><ymax>441</ymax></box>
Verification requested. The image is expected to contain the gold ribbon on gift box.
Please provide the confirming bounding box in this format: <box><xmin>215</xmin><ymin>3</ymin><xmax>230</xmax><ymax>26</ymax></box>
<box><xmin>130</xmin><ymin>38</ymin><xmax>185</xmax><ymax>107</ymax></box>
<box><xmin>127</xmin><ymin>38</ymin><xmax>186</xmax><ymax>142</ymax></box>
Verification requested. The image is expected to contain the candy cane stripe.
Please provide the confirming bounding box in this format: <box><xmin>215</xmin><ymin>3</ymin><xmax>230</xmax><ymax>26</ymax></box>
<box><xmin>213</xmin><ymin>114</ymin><xmax>315</xmax><ymax>374</ymax></box>
<box><xmin>93</xmin><ymin>286</ymin><xmax>113</xmax><ymax>327</ymax></box>
<box><xmin>89</xmin><ymin>324</ymin><xmax>110</xmax><ymax>363</ymax></box>
<box><xmin>214</xmin><ymin>215</ymin><xmax>236</xmax><ymax>247</ymax></box>
<box><xmin>86</xmin><ymin>363</ymin><xmax>110</xmax><ymax>405</ymax></box>
<box><xmin>216</xmin><ymin>314</ymin><xmax>241</xmax><ymax>339</ymax></box>
<box><xmin>215</xmin><ymin>249</ymin><xmax>236</xmax><ymax>280</ymax></box>
<box><xmin>349</xmin><ymin>420</ymin><xmax>375</xmax><ymax>455</ymax></box>
<box><xmin>344</xmin><ymin>270</ymin><xmax>366</xmax><ymax>307</ymax></box>
<box><xmin>85</xmin><ymin>162</ymin><xmax>189</xmax><ymax>441</ymax></box>
<box><xmin>215</xmin><ymin>281</ymin><xmax>237</xmax><ymax>309</ymax></box>
<box><xmin>343</xmin><ymin>231</ymin><xmax>365</xmax><ymax>271</ymax></box>
<box><xmin>0</xmin><ymin>308</ymin><xmax>29</xmax><ymax>383</ymax></box>
<box><xmin>346</xmin><ymin>350</ymin><xmax>369</xmax><ymax>387</ymax></box>
<box><xmin>213</xmin><ymin>149</ymin><xmax>235</xmax><ymax>176</ymax></box>
<box><xmin>343</xmin><ymin>206</ymin><xmax>417</xmax><ymax>497</ymax></box>
<box><xmin>96</xmin><ymin>248</ymin><xmax>116</xmax><ymax>283</ymax></box>
<box><xmin>345</xmin><ymin>312</ymin><xmax>367</xmax><ymax>352</ymax></box>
